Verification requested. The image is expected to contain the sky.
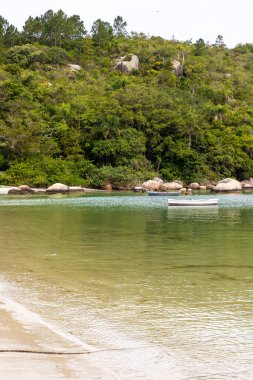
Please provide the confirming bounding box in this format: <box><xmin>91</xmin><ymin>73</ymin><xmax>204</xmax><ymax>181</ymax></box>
<box><xmin>1</xmin><ymin>0</ymin><xmax>252</xmax><ymax>48</ymax></box>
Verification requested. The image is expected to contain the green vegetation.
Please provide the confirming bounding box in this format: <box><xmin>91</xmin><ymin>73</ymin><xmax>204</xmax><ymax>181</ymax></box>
<box><xmin>0</xmin><ymin>9</ymin><xmax>253</xmax><ymax>188</ymax></box>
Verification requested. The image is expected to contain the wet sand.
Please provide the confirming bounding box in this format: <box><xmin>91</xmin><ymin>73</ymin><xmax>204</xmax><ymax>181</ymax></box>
<box><xmin>0</xmin><ymin>296</ymin><xmax>120</xmax><ymax>380</ymax></box>
<box><xmin>0</xmin><ymin>294</ymin><xmax>184</xmax><ymax>380</ymax></box>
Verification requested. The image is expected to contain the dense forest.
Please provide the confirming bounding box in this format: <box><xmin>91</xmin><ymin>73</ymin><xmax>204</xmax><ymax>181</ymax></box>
<box><xmin>0</xmin><ymin>10</ymin><xmax>253</xmax><ymax>188</ymax></box>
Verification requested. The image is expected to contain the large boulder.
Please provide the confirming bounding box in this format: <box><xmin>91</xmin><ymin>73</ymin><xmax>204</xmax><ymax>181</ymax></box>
<box><xmin>67</xmin><ymin>64</ymin><xmax>81</xmax><ymax>72</ymax></box>
<box><xmin>114</xmin><ymin>54</ymin><xmax>139</xmax><ymax>73</ymax></box>
<box><xmin>142</xmin><ymin>180</ymin><xmax>161</xmax><ymax>191</ymax></box>
<box><xmin>152</xmin><ymin>177</ymin><xmax>163</xmax><ymax>184</ymax></box>
<box><xmin>206</xmin><ymin>182</ymin><xmax>216</xmax><ymax>191</ymax></box>
<box><xmin>160</xmin><ymin>181</ymin><xmax>183</xmax><ymax>191</ymax></box>
<box><xmin>172</xmin><ymin>60</ymin><xmax>183</xmax><ymax>76</ymax></box>
<box><xmin>46</xmin><ymin>183</ymin><xmax>69</xmax><ymax>193</ymax></box>
<box><xmin>214</xmin><ymin>178</ymin><xmax>242</xmax><ymax>192</ymax></box>
<box><xmin>133</xmin><ymin>186</ymin><xmax>143</xmax><ymax>192</ymax></box>
<box><xmin>188</xmin><ymin>182</ymin><xmax>200</xmax><ymax>190</ymax></box>
<box><xmin>241</xmin><ymin>178</ymin><xmax>253</xmax><ymax>188</ymax></box>
<box><xmin>19</xmin><ymin>185</ymin><xmax>35</xmax><ymax>194</ymax></box>
<box><xmin>8</xmin><ymin>187</ymin><xmax>22</xmax><ymax>194</ymax></box>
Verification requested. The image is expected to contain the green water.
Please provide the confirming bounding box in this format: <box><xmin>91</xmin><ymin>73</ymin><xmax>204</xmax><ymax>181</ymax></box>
<box><xmin>0</xmin><ymin>194</ymin><xmax>253</xmax><ymax>379</ymax></box>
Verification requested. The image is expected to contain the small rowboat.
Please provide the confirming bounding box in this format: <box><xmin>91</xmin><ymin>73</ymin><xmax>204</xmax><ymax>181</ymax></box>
<box><xmin>147</xmin><ymin>191</ymin><xmax>180</xmax><ymax>196</ymax></box>
<box><xmin>168</xmin><ymin>198</ymin><xmax>218</xmax><ymax>206</ymax></box>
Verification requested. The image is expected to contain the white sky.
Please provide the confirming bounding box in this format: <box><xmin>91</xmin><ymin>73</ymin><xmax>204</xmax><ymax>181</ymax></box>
<box><xmin>1</xmin><ymin>0</ymin><xmax>252</xmax><ymax>47</ymax></box>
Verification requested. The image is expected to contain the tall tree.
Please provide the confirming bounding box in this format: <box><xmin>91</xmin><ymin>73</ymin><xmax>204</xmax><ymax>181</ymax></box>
<box><xmin>22</xmin><ymin>16</ymin><xmax>43</xmax><ymax>43</ymax></box>
<box><xmin>0</xmin><ymin>16</ymin><xmax>20</xmax><ymax>47</ymax></box>
<box><xmin>41</xmin><ymin>9</ymin><xmax>67</xmax><ymax>46</ymax></box>
<box><xmin>25</xmin><ymin>10</ymin><xmax>87</xmax><ymax>47</ymax></box>
<box><xmin>65</xmin><ymin>15</ymin><xmax>86</xmax><ymax>40</ymax></box>
<box><xmin>113</xmin><ymin>16</ymin><xmax>128</xmax><ymax>37</ymax></box>
<box><xmin>91</xmin><ymin>19</ymin><xmax>113</xmax><ymax>48</ymax></box>
<box><xmin>214</xmin><ymin>35</ymin><xmax>226</xmax><ymax>47</ymax></box>
<box><xmin>194</xmin><ymin>38</ymin><xmax>207</xmax><ymax>56</ymax></box>
<box><xmin>3</xmin><ymin>24</ymin><xmax>20</xmax><ymax>47</ymax></box>
<box><xmin>0</xmin><ymin>16</ymin><xmax>8</xmax><ymax>37</ymax></box>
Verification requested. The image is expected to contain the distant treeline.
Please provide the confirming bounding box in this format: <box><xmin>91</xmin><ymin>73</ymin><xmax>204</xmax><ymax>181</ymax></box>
<box><xmin>0</xmin><ymin>10</ymin><xmax>128</xmax><ymax>48</ymax></box>
<box><xmin>0</xmin><ymin>10</ymin><xmax>253</xmax><ymax>188</ymax></box>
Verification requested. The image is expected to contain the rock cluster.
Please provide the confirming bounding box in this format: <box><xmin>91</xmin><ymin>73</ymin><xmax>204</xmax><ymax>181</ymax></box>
<box><xmin>142</xmin><ymin>178</ymin><xmax>183</xmax><ymax>192</ymax></box>
<box><xmin>0</xmin><ymin>177</ymin><xmax>253</xmax><ymax>196</ymax></box>
<box><xmin>139</xmin><ymin>177</ymin><xmax>251</xmax><ymax>193</ymax></box>
<box><xmin>0</xmin><ymin>183</ymin><xmax>103</xmax><ymax>195</ymax></box>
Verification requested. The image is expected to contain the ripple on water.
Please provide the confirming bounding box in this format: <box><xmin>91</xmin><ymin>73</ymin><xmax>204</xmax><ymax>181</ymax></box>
<box><xmin>0</xmin><ymin>192</ymin><xmax>253</xmax><ymax>209</ymax></box>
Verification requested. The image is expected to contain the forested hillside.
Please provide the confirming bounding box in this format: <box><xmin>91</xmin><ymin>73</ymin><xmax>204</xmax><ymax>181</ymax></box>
<box><xmin>1</xmin><ymin>10</ymin><xmax>253</xmax><ymax>188</ymax></box>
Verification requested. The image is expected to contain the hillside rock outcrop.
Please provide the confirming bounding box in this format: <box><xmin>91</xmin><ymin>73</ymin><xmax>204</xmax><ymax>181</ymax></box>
<box><xmin>172</xmin><ymin>60</ymin><xmax>183</xmax><ymax>76</ymax></box>
<box><xmin>67</xmin><ymin>64</ymin><xmax>81</xmax><ymax>72</ymax></box>
<box><xmin>115</xmin><ymin>54</ymin><xmax>139</xmax><ymax>73</ymax></box>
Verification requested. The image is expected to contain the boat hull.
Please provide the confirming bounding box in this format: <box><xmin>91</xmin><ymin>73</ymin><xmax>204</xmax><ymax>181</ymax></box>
<box><xmin>168</xmin><ymin>198</ymin><xmax>218</xmax><ymax>206</ymax></box>
<box><xmin>148</xmin><ymin>191</ymin><xmax>180</xmax><ymax>196</ymax></box>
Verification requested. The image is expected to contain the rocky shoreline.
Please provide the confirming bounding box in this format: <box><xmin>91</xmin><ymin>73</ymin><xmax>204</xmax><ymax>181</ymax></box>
<box><xmin>1</xmin><ymin>177</ymin><xmax>253</xmax><ymax>196</ymax></box>
<box><xmin>0</xmin><ymin>183</ymin><xmax>107</xmax><ymax>195</ymax></box>
<box><xmin>136</xmin><ymin>177</ymin><xmax>253</xmax><ymax>194</ymax></box>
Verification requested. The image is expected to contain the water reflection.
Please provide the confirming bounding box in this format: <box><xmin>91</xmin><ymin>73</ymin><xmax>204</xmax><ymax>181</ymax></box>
<box><xmin>167</xmin><ymin>206</ymin><xmax>219</xmax><ymax>221</ymax></box>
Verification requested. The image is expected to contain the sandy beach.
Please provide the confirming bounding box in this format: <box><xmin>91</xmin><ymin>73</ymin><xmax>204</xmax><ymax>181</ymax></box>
<box><xmin>0</xmin><ymin>292</ymin><xmax>184</xmax><ymax>380</ymax></box>
<box><xmin>0</xmin><ymin>296</ymin><xmax>120</xmax><ymax>380</ymax></box>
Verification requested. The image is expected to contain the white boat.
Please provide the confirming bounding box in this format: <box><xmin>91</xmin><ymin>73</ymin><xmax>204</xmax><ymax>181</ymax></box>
<box><xmin>168</xmin><ymin>198</ymin><xmax>218</xmax><ymax>207</ymax></box>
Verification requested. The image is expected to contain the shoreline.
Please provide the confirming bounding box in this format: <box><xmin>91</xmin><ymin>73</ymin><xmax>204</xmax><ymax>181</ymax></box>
<box><xmin>0</xmin><ymin>185</ymin><xmax>109</xmax><ymax>196</ymax></box>
<box><xmin>0</xmin><ymin>294</ymin><xmax>120</xmax><ymax>380</ymax></box>
<box><xmin>0</xmin><ymin>283</ymin><xmax>182</xmax><ymax>380</ymax></box>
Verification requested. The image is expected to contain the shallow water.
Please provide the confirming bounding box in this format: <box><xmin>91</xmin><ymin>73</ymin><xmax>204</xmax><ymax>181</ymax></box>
<box><xmin>0</xmin><ymin>193</ymin><xmax>253</xmax><ymax>379</ymax></box>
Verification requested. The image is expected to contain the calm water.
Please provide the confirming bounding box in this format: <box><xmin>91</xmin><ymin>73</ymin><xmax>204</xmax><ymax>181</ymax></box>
<box><xmin>0</xmin><ymin>193</ymin><xmax>253</xmax><ymax>379</ymax></box>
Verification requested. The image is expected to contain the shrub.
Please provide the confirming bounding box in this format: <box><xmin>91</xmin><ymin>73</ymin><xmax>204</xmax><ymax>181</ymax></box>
<box><xmin>88</xmin><ymin>165</ymin><xmax>156</xmax><ymax>189</ymax></box>
<box><xmin>5</xmin><ymin>44</ymin><xmax>46</xmax><ymax>68</ymax></box>
<box><xmin>0</xmin><ymin>156</ymin><xmax>94</xmax><ymax>187</ymax></box>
